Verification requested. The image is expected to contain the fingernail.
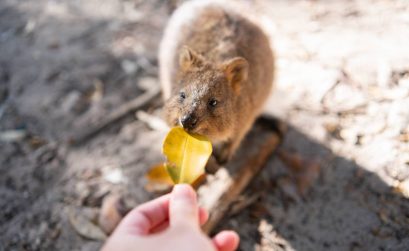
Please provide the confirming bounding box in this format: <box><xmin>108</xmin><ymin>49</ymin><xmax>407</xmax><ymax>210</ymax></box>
<box><xmin>173</xmin><ymin>184</ymin><xmax>195</xmax><ymax>200</ymax></box>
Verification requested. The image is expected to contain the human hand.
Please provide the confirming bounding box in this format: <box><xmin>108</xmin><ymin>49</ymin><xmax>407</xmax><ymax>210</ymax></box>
<box><xmin>101</xmin><ymin>184</ymin><xmax>239</xmax><ymax>251</ymax></box>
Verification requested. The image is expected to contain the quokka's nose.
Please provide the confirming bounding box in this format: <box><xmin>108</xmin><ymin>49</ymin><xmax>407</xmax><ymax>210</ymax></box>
<box><xmin>181</xmin><ymin>114</ymin><xmax>198</xmax><ymax>130</ymax></box>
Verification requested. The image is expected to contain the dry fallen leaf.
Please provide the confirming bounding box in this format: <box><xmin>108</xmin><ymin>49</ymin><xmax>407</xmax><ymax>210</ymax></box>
<box><xmin>145</xmin><ymin>163</ymin><xmax>174</xmax><ymax>193</ymax></box>
<box><xmin>98</xmin><ymin>195</ymin><xmax>128</xmax><ymax>235</ymax></box>
<box><xmin>278</xmin><ymin>150</ymin><xmax>321</xmax><ymax>197</ymax></box>
<box><xmin>398</xmin><ymin>130</ymin><xmax>409</xmax><ymax>143</ymax></box>
<box><xmin>88</xmin><ymin>79</ymin><xmax>104</xmax><ymax>103</ymax></box>
<box><xmin>377</xmin><ymin>209</ymin><xmax>390</xmax><ymax>224</ymax></box>
<box><xmin>371</xmin><ymin>227</ymin><xmax>393</xmax><ymax>239</ymax></box>
<box><xmin>323</xmin><ymin>122</ymin><xmax>343</xmax><ymax>140</ymax></box>
<box><xmin>277</xmin><ymin>176</ymin><xmax>301</xmax><ymax>203</ymax></box>
<box><xmin>163</xmin><ymin>127</ymin><xmax>212</xmax><ymax>184</ymax></box>
<box><xmin>146</xmin><ymin>163</ymin><xmax>174</xmax><ymax>185</ymax></box>
<box><xmin>69</xmin><ymin>208</ymin><xmax>106</xmax><ymax>240</ymax></box>
<box><xmin>295</xmin><ymin>162</ymin><xmax>321</xmax><ymax>196</ymax></box>
<box><xmin>393</xmin><ymin>180</ymin><xmax>409</xmax><ymax>198</ymax></box>
<box><xmin>250</xmin><ymin>202</ymin><xmax>269</xmax><ymax>219</ymax></box>
<box><xmin>278</xmin><ymin>150</ymin><xmax>304</xmax><ymax>172</ymax></box>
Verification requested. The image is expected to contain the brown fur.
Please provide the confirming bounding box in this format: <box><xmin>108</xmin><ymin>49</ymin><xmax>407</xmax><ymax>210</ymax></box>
<box><xmin>160</xmin><ymin>1</ymin><xmax>274</xmax><ymax>163</ymax></box>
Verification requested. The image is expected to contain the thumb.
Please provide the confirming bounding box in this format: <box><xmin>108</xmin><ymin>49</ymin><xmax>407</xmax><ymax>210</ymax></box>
<box><xmin>169</xmin><ymin>184</ymin><xmax>199</xmax><ymax>228</ymax></box>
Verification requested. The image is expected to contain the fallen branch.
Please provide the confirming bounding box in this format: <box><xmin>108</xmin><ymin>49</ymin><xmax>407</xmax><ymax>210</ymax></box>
<box><xmin>198</xmin><ymin>117</ymin><xmax>286</xmax><ymax>233</ymax></box>
<box><xmin>69</xmin><ymin>86</ymin><xmax>161</xmax><ymax>145</ymax></box>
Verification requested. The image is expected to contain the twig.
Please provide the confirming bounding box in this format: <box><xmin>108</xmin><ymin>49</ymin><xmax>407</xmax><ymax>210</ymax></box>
<box><xmin>136</xmin><ymin>110</ymin><xmax>169</xmax><ymax>132</ymax></box>
<box><xmin>228</xmin><ymin>192</ymin><xmax>262</xmax><ymax>217</ymax></box>
<box><xmin>69</xmin><ymin>86</ymin><xmax>161</xmax><ymax>145</ymax></box>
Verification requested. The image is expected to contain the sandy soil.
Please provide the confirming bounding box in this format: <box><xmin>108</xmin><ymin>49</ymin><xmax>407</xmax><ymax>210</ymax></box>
<box><xmin>1</xmin><ymin>0</ymin><xmax>408</xmax><ymax>250</ymax></box>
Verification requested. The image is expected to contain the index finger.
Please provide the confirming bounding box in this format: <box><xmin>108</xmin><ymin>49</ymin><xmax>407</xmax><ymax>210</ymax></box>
<box><xmin>115</xmin><ymin>194</ymin><xmax>170</xmax><ymax>235</ymax></box>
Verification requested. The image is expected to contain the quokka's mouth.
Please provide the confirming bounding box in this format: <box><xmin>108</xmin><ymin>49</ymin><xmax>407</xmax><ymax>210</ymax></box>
<box><xmin>177</xmin><ymin>116</ymin><xmax>197</xmax><ymax>131</ymax></box>
<box><xmin>186</xmin><ymin>126</ymin><xmax>208</xmax><ymax>137</ymax></box>
<box><xmin>178</xmin><ymin>117</ymin><xmax>183</xmax><ymax>127</ymax></box>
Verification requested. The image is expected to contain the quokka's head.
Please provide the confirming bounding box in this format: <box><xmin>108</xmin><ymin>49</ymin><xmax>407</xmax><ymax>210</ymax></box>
<box><xmin>165</xmin><ymin>46</ymin><xmax>249</xmax><ymax>141</ymax></box>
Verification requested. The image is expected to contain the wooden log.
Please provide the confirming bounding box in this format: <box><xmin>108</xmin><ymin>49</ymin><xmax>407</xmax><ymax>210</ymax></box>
<box><xmin>198</xmin><ymin>117</ymin><xmax>285</xmax><ymax>233</ymax></box>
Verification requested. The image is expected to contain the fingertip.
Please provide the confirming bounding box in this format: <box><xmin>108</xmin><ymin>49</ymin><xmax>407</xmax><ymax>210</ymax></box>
<box><xmin>172</xmin><ymin>184</ymin><xmax>196</xmax><ymax>200</ymax></box>
<box><xmin>213</xmin><ymin>230</ymin><xmax>240</xmax><ymax>251</ymax></box>
<box><xmin>199</xmin><ymin>207</ymin><xmax>209</xmax><ymax>225</ymax></box>
<box><xmin>170</xmin><ymin>184</ymin><xmax>199</xmax><ymax>227</ymax></box>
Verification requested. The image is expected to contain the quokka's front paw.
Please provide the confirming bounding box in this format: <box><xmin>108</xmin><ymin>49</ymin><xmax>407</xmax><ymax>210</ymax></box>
<box><xmin>205</xmin><ymin>155</ymin><xmax>221</xmax><ymax>174</ymax></box>
<box><xmin>212</xmin><ymin>142</ymin><xmax>232</xmax><ymax>166</ymax></box>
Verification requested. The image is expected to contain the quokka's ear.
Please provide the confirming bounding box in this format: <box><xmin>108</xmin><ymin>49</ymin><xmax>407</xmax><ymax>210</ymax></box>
<box><xmin>222</xmin><ymin>57</ymin><xmax>249</xmax><ymax>94</ymax></box>
<box><xmin>179</xmin><ymin>46</ymin><xmax>204</xmax><ymax>71</ymax></box>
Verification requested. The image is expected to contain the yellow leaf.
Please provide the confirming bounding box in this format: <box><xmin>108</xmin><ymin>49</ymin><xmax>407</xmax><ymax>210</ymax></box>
<box><xmin>163</xmin><ymin>127</ymin><xmax>212</xmax><ymax>184</ymax></box>
<box><xmin>145</xmin><ymin>163</ymin><xmax>174</xmax><ymax>185</ymax></box>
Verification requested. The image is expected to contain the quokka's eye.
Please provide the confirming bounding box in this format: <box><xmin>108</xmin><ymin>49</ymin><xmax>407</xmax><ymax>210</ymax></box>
<box><xmin>208</xmin><ymin>98</ymin><xmax>218</xmax><ymax>108</ymax></box>
<box><xmin>179</xmin><ymin>92</ymin><xmax>186</xmax><ymax>100</ymax></box>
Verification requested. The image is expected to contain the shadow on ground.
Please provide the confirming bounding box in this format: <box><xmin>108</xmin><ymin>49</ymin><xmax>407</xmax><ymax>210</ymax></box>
<box><xmin>220</xmin><ymin>123</ymin><xmax>409</xmax><ymax>251</ymax></box>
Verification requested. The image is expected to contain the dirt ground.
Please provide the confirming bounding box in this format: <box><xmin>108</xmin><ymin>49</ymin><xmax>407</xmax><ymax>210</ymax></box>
<box><xmin>1</xmin><ymin>0</ymin><xmax>408</xmax><ymax>250</ymax></box>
